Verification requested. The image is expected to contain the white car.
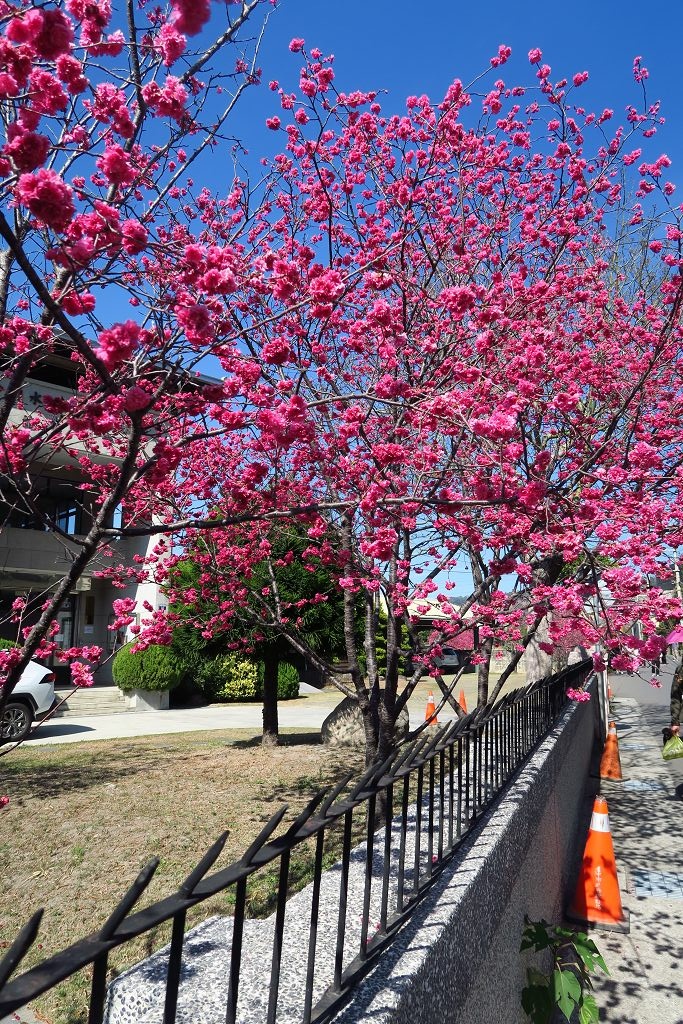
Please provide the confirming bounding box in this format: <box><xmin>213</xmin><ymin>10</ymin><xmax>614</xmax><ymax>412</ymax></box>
<box><xmin>1</xmin><ymin>661</ymin><xmax>56</xmax><ymax>742</ymax></box>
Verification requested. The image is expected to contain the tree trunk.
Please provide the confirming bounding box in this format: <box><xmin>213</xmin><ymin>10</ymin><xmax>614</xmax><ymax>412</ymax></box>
<box><xmin>261</xmin><ymin>651</ymin><xmax>279</xmax><ymax>746</ymax></box>
<box><xmin>361</xmin><ymin>694</ymin><xmax>380</xmax><ymax>767</ymax></box>
<box><xmin>525</xmin><ymin>616</ymin><xmax>553</xmax><ymax>683</ymax></box>
<box><xmin>477</xmin><ymin>636</ymin><xmax>494</xmax><ymax>706</ymax></box>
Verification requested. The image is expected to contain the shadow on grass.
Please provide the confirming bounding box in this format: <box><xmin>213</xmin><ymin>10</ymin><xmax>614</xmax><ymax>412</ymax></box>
<box><xmin>230</xmin><ymin>731</ymin><xmax>322</xmax><ymax>749</ymax></box>
<box><xmin>1</xmin><ymin>744</ymin><xmax>184</xmax><ymax>800</ymax></box>
<box><xmin>2</xmin><ymin>731</ymin><xmax>329</xmax><ymax>802</ymax></box>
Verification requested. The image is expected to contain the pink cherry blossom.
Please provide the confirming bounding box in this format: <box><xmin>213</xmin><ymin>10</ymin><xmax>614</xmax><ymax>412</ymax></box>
<box><xmin>142</xmin><ymin>77</ymin><xmax>188</xmax><ymax>123</ymax></box>
<box><xmin>121</xmin><ymin>219</ymin><xmax>148</xmax><ymax>254</ymax></box>
<box><xmin>97</xmin><ymin>144</ymin><xmax>136</xmax><ymax>186</ymax></box>
<box><xmin>95</xmin><ymin>321</ymin><xmax>141</xmax><ymax>369</ymax></box>
<box><xmin>171</xmin><ymin>0</ymin><xmax>210</xmax><ymax>36</ymax></box>
<box><xmin>15</xmin><ymin>169</ymin><xmax>74</xmax><ymax>231</ymax></box>
<box><xmin>6</xmin><ymin>129</ymin><xmax>50</xmax><ymax>172</ymax></box>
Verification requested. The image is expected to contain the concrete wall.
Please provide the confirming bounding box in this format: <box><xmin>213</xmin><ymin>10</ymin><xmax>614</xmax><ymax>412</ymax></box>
<box><xmin>336</xmin><ymin>691</ymin><xmax>596</xmax><ymax>1024</ymax></box>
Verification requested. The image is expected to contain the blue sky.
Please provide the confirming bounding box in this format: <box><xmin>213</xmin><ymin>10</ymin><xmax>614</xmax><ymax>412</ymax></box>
<box><xmin>233</xmin><ymin>0</ymin><xmax>683</xmax><ymax>180</ymax></box>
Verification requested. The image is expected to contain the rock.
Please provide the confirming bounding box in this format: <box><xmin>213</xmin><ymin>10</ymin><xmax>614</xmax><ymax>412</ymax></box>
<box><xmin>321</xmin><ymin>697</ymin><xmax>410</xmax><ymax>747</ymax></box>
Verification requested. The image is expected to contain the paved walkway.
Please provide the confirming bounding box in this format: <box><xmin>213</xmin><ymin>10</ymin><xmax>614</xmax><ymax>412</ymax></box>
<box><xmin>28</xmin><ymin>676</ymin><xmax>509</xmax><ymax>746</ymax></box>
<box><xmin>588</xmin><ymin>684</ymin><xmax>683</xmax><ymax>1023</ymax></box>
<box><xmin>30</xmin><ymin>697</ymin><xmax>344</xmax><ymax>745</ymax></box>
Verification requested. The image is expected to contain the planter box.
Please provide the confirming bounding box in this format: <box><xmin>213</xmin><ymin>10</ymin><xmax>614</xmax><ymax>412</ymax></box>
<box><xmin>124</xmin><ymin>688</ymin><xmax>169</xmax><ymax>712</ymax></box>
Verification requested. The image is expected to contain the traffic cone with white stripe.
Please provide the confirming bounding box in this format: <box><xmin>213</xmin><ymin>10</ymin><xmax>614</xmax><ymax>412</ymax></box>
<box><xmin>567</xmin><ymin>796</ymin><xmax>628</xmax><ymax>930</ymax></box>
<box><xmin>600</xmin><ymin>720</ymin><xmax>623</xmax><ymax>781</ymax></box>
<box><xmin>425</xmin><ymin>691</ymin><xmax>438</xmax><ymax>725</ymax></box>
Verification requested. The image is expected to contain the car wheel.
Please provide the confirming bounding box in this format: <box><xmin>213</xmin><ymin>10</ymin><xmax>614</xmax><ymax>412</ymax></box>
<box><xmin>1</xmin><ymin>701</ymin><xmax>33</xmax><ymax>742</ymax></box>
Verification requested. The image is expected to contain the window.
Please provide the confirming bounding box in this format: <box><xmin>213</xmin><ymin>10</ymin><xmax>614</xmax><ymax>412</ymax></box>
<box><xmin>107</xmin><ymin>612</ymin><xmax>125</xmax><ymax>654</ymax></box>
<box><xmin>55</xmin><ymin>611</ymin><xmax>73</xmax><ymax>647</ymax></box>
<box><xmin>83</xmin><ymin>594</ymin><xmax>95</xmax><ymax>635</ymax></box>
<box><xmin>55</xmin><ymin>502</ymin><xmax>79</xmax><ymax>535</ymax></box>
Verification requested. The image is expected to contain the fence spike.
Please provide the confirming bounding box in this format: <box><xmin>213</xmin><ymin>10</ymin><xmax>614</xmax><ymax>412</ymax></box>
<box><xmin>180</xmin><ymin>831</ymin><xmax>229</xmax><ymax>896</ymax></box>
<box><xmin>402</xmin><ymin>732</ymin><xmax>433</xmax><ymax>769</ymax></box>
<box><xmin>283</xmin><ymin>788</ymin><xmax>328</xmax><ymax>841</ymax></box>
<box><xmin>420</xmin><ymin>725</ymin><xmax>448</xmax><ymax>759</ymax></box>
<box><xmin>349</xmin><ymin>761</ymin><xmax>382</xmax><ymax>800</ymax></box>
<box><xmin>99</xmin><ymin>859</ymin><xmax>159</xmax><ymax>940</ymax></box>
<box><xmin>240</xmin><ymin>805</ymin><xmax>288</xmax><ymax>866</ymax></box>
<box><xmin>434</xmin><ymin>719</ymin><xmax>459</xmax><ymax>747</ymax></box>
<box><xmin>0</xmin><ymin>909</ymin><xmax>43</xmax><ymax>989</ymax></box>
<box><xmin>393</xmin><ymin>734</ymin><xmax>423</xmax><ymax>771</ymax></box>
<box><xmin>319</xmin><ymin>772</ymin><xmax>354</xmax><ymax>818</ymax></box>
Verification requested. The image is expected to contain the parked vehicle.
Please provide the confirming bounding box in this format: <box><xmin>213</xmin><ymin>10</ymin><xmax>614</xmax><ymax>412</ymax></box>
<box><xmin>1</xmin><ymin>661</ymin><xmax>56</xmax><ymax>742</ymax></box>
<box><xmin>436</xmin><ymin>646</ymin><xmax>464</xmax><ymax>670</ymax></box>
<box><xmin>405</xmin><ymin>646</ymin><xmax>473</xmax><ymax>676</ymax></box>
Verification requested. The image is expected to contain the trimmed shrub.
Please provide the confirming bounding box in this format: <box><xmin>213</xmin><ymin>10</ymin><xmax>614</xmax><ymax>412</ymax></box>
<box><xmin>195</xmin><ymin>654</ymin><xmax>260</xmax><ymax>703</ymax></box>
<box><xmin>112</xmin><ymin>643</ymin><xmax>185</xmax><ymax>693</ymax></box>
<box><xmin>277</xmin><ymin>661</ymin><xmax>300</xmax><ymax>700</ymax></box>
<box><xmin>0</xmin><ymin>638</ymin><xmax>18</xmax><ymax>650</ymax></box>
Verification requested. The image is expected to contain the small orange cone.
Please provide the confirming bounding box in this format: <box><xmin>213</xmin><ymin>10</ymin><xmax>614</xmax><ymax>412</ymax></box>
<box><xmin>607</xmin><ymin>684</ymin><xmax>614</xmax><ymax>701</ymax></box>
<box><xmin>600</xmin><ymin>720</ymin><xmax>623</xmax><ymax>781</ymax></box>
<box><xmin>425</xmin><ymin>691</ymin><xmax>438</xmax><ymax>724</ymax></box>
<box><xmin>458</xmin><ymin>688</ymin><xmax>468</xmax><ymax>713</ymax></box>
<box><xmin>568</xmin><ymin>796</ymin><xmax>627</xmax><ymax>930</ymax></box>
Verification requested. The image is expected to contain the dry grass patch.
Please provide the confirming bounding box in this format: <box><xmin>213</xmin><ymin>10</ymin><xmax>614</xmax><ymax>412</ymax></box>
<box><xmin>0</xmin><ymin>728</ymin><xmax>363</xmax><ymax>1024</ymax></box>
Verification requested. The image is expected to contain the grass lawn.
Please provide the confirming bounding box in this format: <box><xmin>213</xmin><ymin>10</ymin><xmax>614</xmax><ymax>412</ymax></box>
<box><xmin>0</xmin><ymin>728</ymin><xmax>364</xmax><ymax>1024</ymax></box>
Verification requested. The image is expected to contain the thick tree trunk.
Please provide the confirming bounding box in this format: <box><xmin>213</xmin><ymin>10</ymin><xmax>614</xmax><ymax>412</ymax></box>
<box><xmin>525</xmin><ymin>616</ymin><xmax>553</xmax><ymax>683</ymax></box>
<box><xmin>261</xmin><ymin>651</ymin><xmax>279</xmax><ymax>746</ymax></box>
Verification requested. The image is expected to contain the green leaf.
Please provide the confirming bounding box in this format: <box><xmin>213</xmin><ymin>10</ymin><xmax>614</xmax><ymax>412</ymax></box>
<box><xmin>521</xmin><ymin>918</ymin><xmax>552</xmax><ymax>952</ymax></box>
<box><xmin>573</xmin><ymin>934</ymin><xmax>609</xmax><ymax>975</ymax></box>
<box><xmin>579</xmin><ymin>993</ymin><xmax>600</xmax><ymax>1024</ymax></box>
<box><xmin>527</xmin><ymin>967</ymin><xmax>551</xmax><ymax>987</ymax></box>
<box><xmin>521</xmin><ymin>971</ymin><xmax>553</xmax><ymax>1023</ymax></box>
<box><xmin>553</xmin><ymin>968</ymin><xmax>583</xmax><ymax>1021</ymax></box>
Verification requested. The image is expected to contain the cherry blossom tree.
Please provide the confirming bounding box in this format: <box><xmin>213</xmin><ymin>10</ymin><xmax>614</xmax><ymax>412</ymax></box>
<box><xmin>0</xmin><ymin>0</ymin><xmax>283</xmax><ymax>711</ymax></box>
<box><xmin>142</xmin><ymin>46</ymin><xmax>683</xmax><ymax>761</ymax></box>
<box><xmin>2</xmin><ymin>17</ymin><xmax>683</xmax><ymax>766</ymax></box>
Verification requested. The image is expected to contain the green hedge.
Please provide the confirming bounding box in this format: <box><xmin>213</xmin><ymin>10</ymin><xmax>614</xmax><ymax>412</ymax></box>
<box><xmin>275</xmin><ymin>661</ymin><xmax>300</xmax><ymax>700</ymax></box>
<box><xmin>112</xmin><ymin>643</ymin><xmax>185</xmax><ymax>693</ymax></box>
<box><xmin>194</xmin><ymin>655</ymin><xmax>301</xmax><ymax>703</ymax></box>
<box><xmin>196</xmin><ymin>654</ymin><xmax>260</xmax><ymax>702</ymax></box>
<box><xmin>0</xmin><ymin>639</ymin><xmax>18</xmax><ymax>650</ymax></box>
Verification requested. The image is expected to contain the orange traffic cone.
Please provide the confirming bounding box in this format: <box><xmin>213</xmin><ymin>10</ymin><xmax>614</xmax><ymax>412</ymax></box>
<box><xmin>458</xmin><ymin>688</ymin><xmax>468</xmax><ymax>714</ymax></box>
<box><xmin>425</xmin><ymin>691</ymin><xmax>438</xmax><ymax>724</ymax></box>
<box><xmin>600</xmin><ymin>721</ymin><xmax>623</xmax><ymax>781</ymax></box>
<box><xmin>567</xmin><ymin>796</ymin><xmax>628</xmax><ymax>930</ymax></box>
<box><xmin>607</xmin><ymin>684</ymin><xmax>614</xmax><ymax>701</ymax></box>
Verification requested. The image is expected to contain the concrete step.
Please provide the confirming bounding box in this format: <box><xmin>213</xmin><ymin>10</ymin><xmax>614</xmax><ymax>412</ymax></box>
<box><xmin>54</xmin><ymin>686</ymin><xmax>130</xmax><ymax>717</ymax></box>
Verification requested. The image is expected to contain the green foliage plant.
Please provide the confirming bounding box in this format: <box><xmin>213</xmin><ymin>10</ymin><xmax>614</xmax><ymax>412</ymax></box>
<box><xmin>275</xmin><ymin>661</ymin><xmax>300</xmax><ymax>700</ymax></box>
<box><xmin>196</xmin><ymin>654</ymin><xmax>260</xmax><ymax>702</ymax></box>
<box><xmin>521</xmin><ymin>917</ymin><xmax>608</xmax><ymax>1024</ymax></box>
<box><xmin>112</xmin><ymin>643</ymin><xmax>185</xmax><ymax>693</ymax></box>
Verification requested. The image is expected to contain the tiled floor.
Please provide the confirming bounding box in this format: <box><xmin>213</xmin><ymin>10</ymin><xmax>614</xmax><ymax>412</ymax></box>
<box><xmin>631</xmin><ymin>869</ymin><xmax>683</xmax><ymax>899</ymax></box>
<box><xmin>622</xmin><ymin>778</ymin><xmax>667</xmax><ymax>792</ymax></box>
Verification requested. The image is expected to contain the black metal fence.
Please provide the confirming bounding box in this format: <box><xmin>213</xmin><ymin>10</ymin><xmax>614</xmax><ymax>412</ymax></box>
<box><xmin>0</xmin><ymin>661</ymin><xmax>592</xmax><ymax>1024</ymax></box>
